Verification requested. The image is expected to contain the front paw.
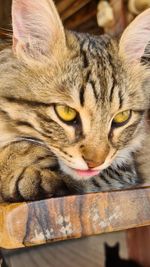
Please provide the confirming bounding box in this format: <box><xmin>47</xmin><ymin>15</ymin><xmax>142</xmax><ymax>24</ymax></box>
<box><xmin>0</xmin><ymin>165</ymin><xmax>68</xmax><ymax>202</ymax></box>
<box><xmin>17</xmin><ymin>166</ymin><xmax>66</xmax><ymax>201</ymax></box>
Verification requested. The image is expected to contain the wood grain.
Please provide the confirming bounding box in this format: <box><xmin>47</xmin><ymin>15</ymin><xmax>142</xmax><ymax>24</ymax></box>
<box><xmin>64</xmin><ymin>1</ymin><xmax>97</xmax><ymax>30</ymax></box>
<box><xmin>60</xmin><ymin>0</ymin><xmax>92</xmax><ymax>21</ymax></box>
<box><xmin>126</xmin><ymin>226</ymin><xmax>150</xmax><ymax>267</ymax></box>
<box><xmin>0</xmin><ymin>186</ymin><xmax>150</xmax><ymax>249</ymax></box>
<box><xmin>56</xmin><ymin>0</ymin><xmax>76</xmax><ymax>15</ymax></box>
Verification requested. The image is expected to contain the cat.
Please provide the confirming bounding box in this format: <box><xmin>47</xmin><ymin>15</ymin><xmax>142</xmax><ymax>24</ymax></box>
<box><xmin>0</xmin><ymin>0</ymin><xmax>149</xmax><ymax>202</ymax></box>
<box><xmin>104</xmin><ymin>242</ymin><xmax>142</xmax><ymax>267</ymax></box>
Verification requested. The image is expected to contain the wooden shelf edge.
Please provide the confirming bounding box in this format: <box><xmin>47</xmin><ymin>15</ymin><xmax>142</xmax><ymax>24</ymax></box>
<box><xmin>0</xmin><ymin>186</ymin><xmax>150</xmax><ymax>249</ymax></box>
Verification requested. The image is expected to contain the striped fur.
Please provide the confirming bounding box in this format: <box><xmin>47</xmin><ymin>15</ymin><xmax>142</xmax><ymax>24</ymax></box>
<box><xmin>0</xmin><ymin>2</ymin><xmax>149</xmax><ymax>201</ymax></box>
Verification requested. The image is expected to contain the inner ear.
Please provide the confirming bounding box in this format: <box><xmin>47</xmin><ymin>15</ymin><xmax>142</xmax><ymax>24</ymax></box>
<box><xmin>12</xmin><ymin>0</ymin><xmax>66</xmax><ymax>60</ymax></box>
<box><xmin>119</xmin><ymin>8</ymin><xmax>150</xmax><ymax>63</ymax></box>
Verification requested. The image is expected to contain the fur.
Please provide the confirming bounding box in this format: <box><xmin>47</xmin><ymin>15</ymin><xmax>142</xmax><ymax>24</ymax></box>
<box><xmin>0</xmin><ymin>1</ymin><xmax>149</xmax><ymax>201</ymax></box>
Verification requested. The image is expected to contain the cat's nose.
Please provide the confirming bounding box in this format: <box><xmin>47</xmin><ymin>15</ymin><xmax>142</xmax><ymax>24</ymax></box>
<box><xmin>84</xmin><ymin>158</ymin><xmax>104</xmax><ymax>169</ymax></box>
<box><xmin>81</xmin><ymin>144</ymin><xmax>109</xmax><ymax>169</ymax></box>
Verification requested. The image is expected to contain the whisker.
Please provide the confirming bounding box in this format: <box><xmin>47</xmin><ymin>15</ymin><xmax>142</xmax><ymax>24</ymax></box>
<box><xmin>0</xmin><ymin>28</ymin><xmax>12</xmax><ymax>39</ymax></box>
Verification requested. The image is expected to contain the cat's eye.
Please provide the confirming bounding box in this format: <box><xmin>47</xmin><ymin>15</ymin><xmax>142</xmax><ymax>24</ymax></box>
<box><xmin>112</xmin><ymin>110</ymin><xmax>131</xmax><ymax>127</ymax></box>
<box><xmin>54</xmin><ymin>104</ymin><xmax>77</xmax><ymax>123</ymax></box>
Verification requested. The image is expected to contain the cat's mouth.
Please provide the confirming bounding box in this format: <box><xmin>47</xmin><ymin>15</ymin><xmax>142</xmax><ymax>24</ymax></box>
<box><xmin>72</xmin><ymin>168</ymin><xmax>100</xmax><ymax>178</ymax></box>
<box><xmin>59</xmin><ymin>158</ymin><xmax>102</xmax><ymax>180</ymax></box>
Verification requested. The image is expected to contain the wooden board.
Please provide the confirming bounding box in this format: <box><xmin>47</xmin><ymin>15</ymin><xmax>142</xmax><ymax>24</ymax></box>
<box><xmin>0</xmin><ymin>186</ymin><xmax>150</xmax><ymax>249</ymax></box>
<box><xmin>126</xmin><ymin>226</ymin><xmax>150</xmax><ymax>267</ymax></box>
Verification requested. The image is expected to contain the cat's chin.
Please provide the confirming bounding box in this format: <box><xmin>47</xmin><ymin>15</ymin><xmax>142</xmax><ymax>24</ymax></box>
<box><xmin>58</xmin><ymin>160</ymin><xmax>101</xmax><ymax>180</ymax></box>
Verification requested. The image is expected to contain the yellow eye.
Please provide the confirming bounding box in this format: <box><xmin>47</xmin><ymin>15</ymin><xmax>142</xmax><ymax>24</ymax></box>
<box><xmin>55</xmin><ymin>104</ymin><xmax>77</xmax><ymax>122</ymax></box>
<box><xmin>113</xmin><ymin>110</ymin><xmax>131</xmax><ymax>126</ymax></box>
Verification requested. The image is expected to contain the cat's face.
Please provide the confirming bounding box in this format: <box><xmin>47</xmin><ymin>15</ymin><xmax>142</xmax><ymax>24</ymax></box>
<box><xmin>1</xmin><ymin>0</ymin><xmax>150</xmax><ymax>180</ymax></box>
<box><xmin>37</xmin><ymin>33</ymin><xmax>148</xmax><ymax>180</ymax></box>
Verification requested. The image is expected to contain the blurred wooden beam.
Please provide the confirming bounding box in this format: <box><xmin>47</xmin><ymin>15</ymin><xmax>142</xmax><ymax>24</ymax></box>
<box><xmin>60</xmin><ymin>0</ymin><xmax>92</xmax><ymax>21</ymax></box>
<box><xmin>0</xmin><ymin>186</ymin><xmax>150</xmax><ymax>249</ymax></box>
<box><xmin>76</xmin><ymin>18</ymin><xmax>102</xmax><ymax>35</ymax></box>
<box><xmin>56</xmin><ymin>0</ymin><xmax>76</xmax><ymax>14</ymax></box>
<box><xmin>64</xmin><ymin>1</ymin><xmax>97</xmax><ymax>30</ymax></box>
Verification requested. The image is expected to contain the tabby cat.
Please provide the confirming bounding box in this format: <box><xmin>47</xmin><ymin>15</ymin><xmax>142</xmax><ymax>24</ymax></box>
<box><xmin>104</xmin><ymin>243</ymin><xmax>142</xmax><ymax>267</ymax></box>
<box><xmin>0</xmin><ymin>0</ymin><xmax>150</xmax><ymax>202</ymax></box>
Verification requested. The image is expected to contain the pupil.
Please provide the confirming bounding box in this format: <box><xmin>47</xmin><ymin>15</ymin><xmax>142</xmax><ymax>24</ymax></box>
<box><xmin>65</xmin><ymin>106</ymin><xmax>70</xmax><ymax>113</ymax></box>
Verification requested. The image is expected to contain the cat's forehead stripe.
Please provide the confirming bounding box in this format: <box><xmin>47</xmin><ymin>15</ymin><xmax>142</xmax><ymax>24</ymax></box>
<box><xmin>79</xmin><ymin>40</ymin><xmax>89</xmax><ymax>68</ymax></box>
<box><xmin>77</xmin><ymin>35</ymin><xmax>117</xmax><ymax>107</ymax></box>
<box><xmin>77</xmin><ymin>36</ymin><xmax>126</xmax><ymax>111</ymax></box>
<box><xmin>118</xmin><ymin>91</ymin><xmax>124</xmax><ymax>109</ymax></box>
<box><xmin>79</xmin><ymin>85</ymin><xmax>85</xmax><ymax>106</ymax></box>
<box><xmin>109</xmin><ymin>77</ymin><xmax>116</xmax><ymax>103</ymax></box>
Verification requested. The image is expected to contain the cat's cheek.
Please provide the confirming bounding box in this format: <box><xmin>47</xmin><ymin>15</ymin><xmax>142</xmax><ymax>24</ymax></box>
<box><xmin>113</xmin><ymin>148</ymin><xmax>132</xmax><ymax>167</ymax></box>
<box><xmin>113</xmin><ymin>133</ymin><xmax>145</xmax><ymax>167</ymax></box>
<box><xmin>109</xmin><ymin>127</ymin><xmax>124</xmax><ymax>146</ymax></box>
<box><xmin>58</xmin><ymin>156</ymin><xmax>87</xmax><ymax>170</ymax></box>
<box><xmin>125</xmin><ymin>133</ymin><xmax>146</xmax><ymax>153</ymax></box>
<box><xmin>58</xmin><ymin>160</ymin><xmax>84</xmax><ymax>180</ymax></box>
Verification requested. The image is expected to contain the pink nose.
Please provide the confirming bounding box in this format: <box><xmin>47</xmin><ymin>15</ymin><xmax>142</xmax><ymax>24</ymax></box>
<box><xmin>84</xmin><ymin>159</ymin><xmax>104</xmax><ymax>169</ymax></box>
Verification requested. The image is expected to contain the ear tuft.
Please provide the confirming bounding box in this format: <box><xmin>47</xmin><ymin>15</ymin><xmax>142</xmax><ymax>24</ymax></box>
<box><xmin>119</xmin><ymin>8</ymin><xmax>150</xmax><ymax>64</ymax></box>
<box><xmin>12</xmin><ymin>0</ymin><xmax>66</xmax><ymax>61</ymax></box>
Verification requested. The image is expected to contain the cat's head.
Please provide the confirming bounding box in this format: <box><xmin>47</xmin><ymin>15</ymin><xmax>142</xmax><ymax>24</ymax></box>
<box><xmin>104</xmin><ymin>242</ymin><xmax>120</xmax><ymax>259</ymax></box>
<box><xmin>1</xmin><ymin>0</ymin><xmax>150</xmax><ymax>180</ymax></box>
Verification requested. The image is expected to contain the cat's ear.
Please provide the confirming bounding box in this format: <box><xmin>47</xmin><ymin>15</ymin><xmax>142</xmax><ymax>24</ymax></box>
<box><xmin>115</xmin><ymin>242</ymin><xmax>120</xmax><ymax>252</ymax></box>
<box><xmin>12</xmin><ymin>0</ymin><xmax>66</xmax><ymax>60</ymax></box>
<box><xmin>104</xmin><ymin>242</ymin><xmax>109</xmax><ymax>249</ymax></box>
<box><xmin>104</xmin><ymin>242</ymin><xmax>110</xmax><ymax>252</ymax></box>
<box><xmin>119</xmin><ymin>8</ymin><xmax>150</xmax><ymax>64</ymax></box>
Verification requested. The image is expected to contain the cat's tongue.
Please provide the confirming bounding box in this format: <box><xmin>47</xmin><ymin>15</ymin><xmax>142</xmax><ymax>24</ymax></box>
<box><xmin>75</xmin><ymin>169</ymin><xmax>100</xmax><ymax>177</ymax></box>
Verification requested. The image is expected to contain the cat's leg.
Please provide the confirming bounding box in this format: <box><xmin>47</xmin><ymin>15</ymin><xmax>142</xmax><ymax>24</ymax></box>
<box><xmin>0</xmin><ymin>141</ymin><xmax>68</xmax><ymax>202</ymax></box>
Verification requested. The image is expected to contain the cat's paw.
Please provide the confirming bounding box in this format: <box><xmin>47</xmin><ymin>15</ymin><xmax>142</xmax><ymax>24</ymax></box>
<box><xmin>17</xmin><ymin>166</ymin><xmax>66</xmax><ymax>201</ymax></box>
<box><xmin>0</xmin><ymin>163</ymin><xmax>68</xmax><ymax>202</ymax></box>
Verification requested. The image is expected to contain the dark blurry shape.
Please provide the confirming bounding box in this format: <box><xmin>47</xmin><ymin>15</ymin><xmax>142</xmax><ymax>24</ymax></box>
<box><xmin>104</xmin><ymin>242</ymin><xmax>143</xmax><ymax>267</ymax></box>
<box><xmin>0</xmin><ymin>251</ymin><xmax>8</xmax><ymax>267</ymax></box>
